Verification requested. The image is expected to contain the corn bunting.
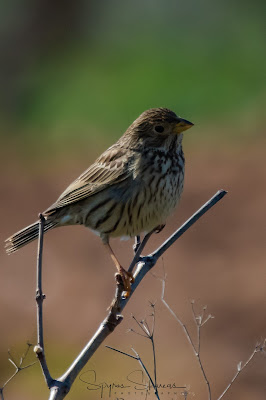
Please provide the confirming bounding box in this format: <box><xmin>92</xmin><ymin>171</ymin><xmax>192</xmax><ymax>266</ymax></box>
<box><xmin>5</xmin><ymin>108</ymin><xmax>193</xmax><ymax>292</ymax></box>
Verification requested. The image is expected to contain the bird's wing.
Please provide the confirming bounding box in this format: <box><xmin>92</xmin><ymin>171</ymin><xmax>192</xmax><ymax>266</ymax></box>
<box><xmin>44</xmin><ymin>144</ymin><xmax>133</xmax><ymax>213</ymax></box>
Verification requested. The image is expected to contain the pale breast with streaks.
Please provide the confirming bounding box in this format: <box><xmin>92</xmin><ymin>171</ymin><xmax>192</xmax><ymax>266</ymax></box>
<box><xmin>107</xmin><ymin>147</ymin><xmax>185</xmax><ymax>238</ymax></box>
<box><xmin>61</xmin><ymin>146</ymin><xmax>185</xmax><ymax>240</ymax></box>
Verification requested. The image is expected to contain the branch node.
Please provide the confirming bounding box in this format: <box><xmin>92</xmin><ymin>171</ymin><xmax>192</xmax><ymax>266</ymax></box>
<box><xmin>34</xmin><ymin>345</ymin><xmax>44</xmax><ymax>355</ymax></box>
<box><xmin>138</xmin><ymin>256</ymin><xmax>155</xmax><ymax>270</ymax></box>
<box><xmin>38</xmin><ymin>213</ymin><xmax>45</xmax><ymax>221</ymax></box>
<box><xmin>104</xmin><ymin>313</ymin><xmax>124</xmax><ymax>332</ymax></box>
<box><xmin>36</xmin><ymin>289</ymin><xmax>46</xmax><ymax>300</ymax></box>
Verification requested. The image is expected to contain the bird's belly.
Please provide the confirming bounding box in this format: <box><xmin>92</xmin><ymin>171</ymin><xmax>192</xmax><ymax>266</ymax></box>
<box><xmin>110</xmin><ymin>169</ymin><xmax>184</xmax><ymax>238</ymax></box>
<box><xmin>62</xmin><ymin>168</ymin><xmax>184</xmax><ymax>240</ymax></box>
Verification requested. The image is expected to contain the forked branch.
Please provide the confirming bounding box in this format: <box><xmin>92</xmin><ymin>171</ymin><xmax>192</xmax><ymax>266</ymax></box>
<box><xmin>0</xmin><ymin>343</ymin><xmax>36</xmax><ymax>400</ymax></box>
<box><xmin>216</xmin><ymin>339</ymin><xmax>266</xmax><ymax>400</ymax></box>
<box><xmin>161</xmin><ymin>282</ymin><xmax>213</xmax><ymax>400</ymax></box>
<box><xmin>106</xmin><ymin>306</ymin><xmax>187</xmax><ymax>400</ymax></box>
<box><xmin>34</xmin><ymin>190</ymin><xmax>227</xmax><ymax>399</ymax></box>
<box><xmin>161</xmin><ymin>280</ymin><xmax>266</xmax><ymax>400</ymax></box>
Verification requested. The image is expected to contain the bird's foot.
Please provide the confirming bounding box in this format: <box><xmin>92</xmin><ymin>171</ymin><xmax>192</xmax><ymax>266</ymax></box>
<box><xmin>117</xmin><ymin>267</ymin><xmax>135</xmax><ymax>298</ymax></box>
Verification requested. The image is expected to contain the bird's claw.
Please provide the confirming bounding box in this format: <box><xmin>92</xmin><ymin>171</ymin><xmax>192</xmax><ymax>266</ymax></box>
<box><xmin>117</xmin><ymin>267</ymin><xmax>134</xmax><ymax>298</ymax></box>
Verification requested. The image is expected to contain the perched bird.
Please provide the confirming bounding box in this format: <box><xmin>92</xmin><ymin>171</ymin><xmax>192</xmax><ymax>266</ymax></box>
<box><xmin>5</xmin><ymin>108</ymin><xmax>193</xmax><ymax>292</ymax></box>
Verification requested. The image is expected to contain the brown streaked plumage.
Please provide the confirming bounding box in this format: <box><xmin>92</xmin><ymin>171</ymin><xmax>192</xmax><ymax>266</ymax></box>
<box><xmin>5</xmin><ymin>108</ymin><xmax>193</xmax><ymax>293</ymax></box>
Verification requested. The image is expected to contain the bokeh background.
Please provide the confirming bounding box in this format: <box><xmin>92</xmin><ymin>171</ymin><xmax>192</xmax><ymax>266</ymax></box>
<box><xmin>1</xmin><ymin>1</ymin><xmax>266</xmax><ymax>399</ymax></box>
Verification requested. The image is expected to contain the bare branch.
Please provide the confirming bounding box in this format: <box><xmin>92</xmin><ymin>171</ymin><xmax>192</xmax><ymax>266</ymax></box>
<box><xmin>34</xmin><ymin>214</ymin><xmax>53</xmax><ymax>388</ymax></box>
<box><xmin>107</xmin><ymin>304</ymin><xmax>189</xmax><ymax>400</ymax></box>
<box><xmin>128</xmin><ymin>229</ymin><xmax>155</xmax><ymax>273</ymax></box>
<box><xmin>48</xmin><ymin>275</ymin><xmax>125</xmax><ymax>399</ymax></box>
<box><xmin>131</xmin><ymin>314</ymin><xmax>150</xmax><ymax>337</ymax></box>
<box><xmin>217</xmin><ymin>339</ymin><xmax>266</xmax><ymax>400</ymax></box>
<box><xmin>106</xmin><ymin>345</ymin><xmax>161</xmax><ymax>400</ymax></box>
<box><xmin>150</xmin><ymin>190</ymin><xmax>227</xmax><ymax>261</ymax></box>
<box><xmin>0</xmin><ymin>343</ymin><xmax>36</xmax><ymax>400</ymax></box>
<box><xmin>36</xmin><ymin>190</ymin><xmax>227</xmax><ymax>399</ymax></box>
<box><xmin>161</xmin><ymin>280</ymin><xmax>197</xmax><ymax>354</ymax></box>
<box><xmin>128</xmin><ymin>190</ymin><xmax>227</xmax><ymax>273</ymax></box>
<box><xmin>162</xmin><ymin>280</ymin><xmax>265</xmax><ymax>400</ymax></box>
<box><xmin>161</xmin><ymin>280</ymin><xmax>212</xmax><ymax>400</ymax></box>
<box><xmin>131</xmin><ymin>308</ymin><xmax>158</xmax><ymax>389</ymax></box>
<box><xmin>150</xmin><ymin>308</ymin><xmax>157</xmax><ymax>388</ymax></box>
<box><xmin>105</xmin><ymin>345</ymin><xmax>138</xmax><ymax>360</ymax></box>
<box><xmin>131</xmin><ymin>348</ymin><xmax>161</xmax><ymax>400</ymax></box>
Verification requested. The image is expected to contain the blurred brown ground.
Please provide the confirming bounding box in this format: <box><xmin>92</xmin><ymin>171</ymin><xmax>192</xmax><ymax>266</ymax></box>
<box><xmin>1</xmin><ymin>137</ymin><xmax>266</xmax><ymax>400</ymax></box>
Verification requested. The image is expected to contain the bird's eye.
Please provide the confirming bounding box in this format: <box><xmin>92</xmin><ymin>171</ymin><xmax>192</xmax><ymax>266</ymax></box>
<box><xmin>154</xmin><ymin>125</ymin><xmax>164</xmax><ymax>133</ymax></box>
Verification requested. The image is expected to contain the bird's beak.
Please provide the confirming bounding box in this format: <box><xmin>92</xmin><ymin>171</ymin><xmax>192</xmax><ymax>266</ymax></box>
<box><xmin>173</xmin><ymin>118</ymin><xmax>194</xmax><ymax>134</ymax></box>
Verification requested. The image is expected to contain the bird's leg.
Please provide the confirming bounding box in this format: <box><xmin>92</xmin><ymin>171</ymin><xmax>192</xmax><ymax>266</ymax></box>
<box><xmin>154</xmin><ymin>224</ymin><xmax>165</xmax><ymax>234</ymax></box>
<box><xmin>133</xmin><ymin>235</ymin><xmax>141</xmax><ymax>254</ymax></box>
<box><xmin>104</xmin><ymin>242</ymin><xmax>134</xmax><ymax>297</ymax></box>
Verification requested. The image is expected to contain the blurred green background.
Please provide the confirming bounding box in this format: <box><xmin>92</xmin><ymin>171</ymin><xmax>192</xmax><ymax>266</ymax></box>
<box><xmin>1</xmin><ymin>1</ymin><xmax>266</xmax><ymax>400</ymax></box>
<box><xmin>1</xmin><ymin>0</ymin><xmax>265</xmax><ymax>150</ymax></box>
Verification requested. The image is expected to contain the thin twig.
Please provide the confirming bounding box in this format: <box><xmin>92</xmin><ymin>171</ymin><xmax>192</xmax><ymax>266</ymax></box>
<box><xmin>35</xmin><ymin>214</ymin><xmax>53</xmax><ymax>387</ymax></box>
<box><xmin>108</xmin><ymin>306</ymin><xmax>188</xmax><ymax>399</ymax></box>
<box><xmin>131</xmin><ymin>348</ymin><xmax>160</xmax><ymax>400</ymax></box>
<box><xmin>162</xmin><ymin>280</ymin><xmax>265</xmax><ymax>400</ymax></box>
<box><xmin>150</xmin><ymin>190</ymin><xmax>227</xmax><ymax>261</ymax></box>
<box><xmin>106</xmin><ymin>346</ymin><xmax>161</xmax><ymax>400</ymax></box>
<box><xmin>161</xmin><ymin>280</ymin><xmax>212</xmax><ymax>400</ymax></box>
<box><xmin>161</xmin><ymin>280</ymin><xmax>197</xmax><ymax>354</ymax></box>
<box><xmin>36</xmin><ymin>214</ymin><xmax>45</xmax><ymax>348</ymax></box>
<box><xmin>129</xmin><ymin>190</ymin><xmax>227</xmax><ymax>275</ymax></box>
<box><xmin>131</xmin><ymin>314</ymin><xmax>149</xmax><ymax>335</ymax></box>
<box><xmin>151</xmin><ymin>313</ymin><xmax>157</xmax><ymax>388</ymax></box>
<box><xmin>105</xmin><ymin>345</ymin><xmax>138</xmax><ymax>360</ymax></box>
<box><xmin>217</xmin><ymin>340</ymin><xmax>266</xmax><ymax>400</ymax></box>
<box><xmin>0</xmin><ymin>343</ymin><xmax>36</xmax><ymax>400</ymax></box>
<box><xmin>132</xmin><ymin>308</ymin><xmax>157</xmax><ymax>389</ymax></box>
<box><xmin>147</xmin><ymin>305</ymin><xmax>157</xmax><ymax>389</ymax></box>
<box><xmin>128</xmin><ymin>229</ymin><xmax>155</xmax><ymax>273</ymax></box>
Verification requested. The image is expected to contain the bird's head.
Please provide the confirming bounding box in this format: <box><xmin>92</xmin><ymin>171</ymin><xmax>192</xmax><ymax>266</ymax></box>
<box><xmin>127</xmin><ymin>108</ymin><xmax>193</xmax><ymax>142</ymax></box>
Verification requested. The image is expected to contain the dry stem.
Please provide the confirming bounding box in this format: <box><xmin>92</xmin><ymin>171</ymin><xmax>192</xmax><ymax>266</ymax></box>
<box><xmin>0</xmin><ymin>343</ymin><xmax>36</xmax><ymax>400</ymax></box>
<box><xmin>161</xmin><ymin>279</ymin><xmax>265</xmax><ymax>400</ymax></box>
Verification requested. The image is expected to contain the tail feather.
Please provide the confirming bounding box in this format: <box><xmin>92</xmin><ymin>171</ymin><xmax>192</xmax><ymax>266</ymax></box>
<box><xmin>5</xmin><ymin>220</ymin><xmax>58</xmax><ymax>254</ymax></box>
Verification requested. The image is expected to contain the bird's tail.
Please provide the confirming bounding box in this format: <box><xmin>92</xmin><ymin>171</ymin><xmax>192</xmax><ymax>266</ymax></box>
<box><xmin>5</xmin><ymin>220</ymin><xmax>58</xmax><ymax>255</ymax></box>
